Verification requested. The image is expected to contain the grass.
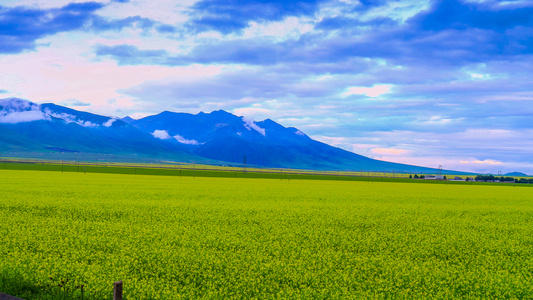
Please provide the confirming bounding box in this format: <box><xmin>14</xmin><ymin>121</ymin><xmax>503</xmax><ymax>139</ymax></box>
<box><xmin>1</xmin><ymin>160</ymin><xmax>527</xmax><ymax>187</ymax></box>
<box><xmin>1</xmin><ymin>169</ymin><xmax>532</xmax><ymax>299</ymax></box>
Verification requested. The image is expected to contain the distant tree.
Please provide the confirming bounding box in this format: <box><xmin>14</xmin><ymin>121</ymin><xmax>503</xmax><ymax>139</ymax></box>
<box><xmin>519</xmin><ymin>178</ymin><xmax>528</xmax><ymax>184</ymax></box>
<box><xmin>465</xmin><ymin>177</ymin><xmax>470</xmax><ymax>181</ymax></box>
<box><xmin>409</xmin><ymin>175</ymin><xmax>413</xmax><ymax>179</ymax></box>
<box><xmin>501</xmin><ymin>177</ymin><xmax>514</xmax><ymax>182</ymax></box>
<box><xmin>420</xmin><ymin>175</ymin><xmax>425</xmax><ymax>179</ymax></box>
<box><xmin>443</xmin><ymin>176</ymin><xmax>447</xmax><ymax>180</ymax></box>
<box><xmin>414</xmin><ymin>174</ymin><xmax>419</xmax><ymax>179</ymax></box>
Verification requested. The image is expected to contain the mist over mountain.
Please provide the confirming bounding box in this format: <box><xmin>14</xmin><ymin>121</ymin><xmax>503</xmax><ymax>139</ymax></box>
<box><xmin>1</xmin><ymin>98</ymin><xmax>447</xmax><ymax>172</ymax></box>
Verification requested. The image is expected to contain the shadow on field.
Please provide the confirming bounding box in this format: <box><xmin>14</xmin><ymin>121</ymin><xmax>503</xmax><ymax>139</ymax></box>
<box><xmin>0</xmin><ymin>272</ymin><xmax>110</xmax><ymax>300</ymax></box>
<box><xmin>0</xmin><ymin>273</ymin><xmax>38</xmax><ymax>300</ymax></box>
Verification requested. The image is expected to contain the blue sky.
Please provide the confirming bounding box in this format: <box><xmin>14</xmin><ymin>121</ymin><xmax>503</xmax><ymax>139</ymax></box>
<box><xmin>1</xmin><ymin>0</ymin><xmax>532</xmax><ymax>173</ymax></box>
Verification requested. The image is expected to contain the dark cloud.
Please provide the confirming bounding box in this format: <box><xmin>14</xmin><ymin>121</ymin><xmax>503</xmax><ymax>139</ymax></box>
<box><xmin>58</xmin><ymin>99</ymin><xmax>92</xmax><ymax>107</ymax></box>
<box><xmin>90</xmin><ymin>16</ymin><xmax>156</xmax><ymax>31</ymax></box>
<box><xmin>0</xmin><ymin>2</ymin><xmax>176</xmax><ymax>54</ymax></box>
<box><xmin>187</xmin><ymin>0</ymin><xmax>324</xmax><ymax>34</ymax></box>
<box><xmin>351</xmin><ymin>0</ymin><xmax>393</xmax><ymax>11</ymax></box>
<box><xmin>90</xmin><ymin>0</ymin><xmax>532</xmax><ymax>77</ymax></box>
<box><xmin>70</xmin><ymin>100</ymin><xmax>92</xmax><ymax>107</ymax></box>
<box><xmin>95</xmin><ymin>44</ymin><xmax>168</xmax><ymax>65</ymax></box>
<box><xmin>316</xmin><ymin>16</ymin><xmax>396</xmax><ymax>31</ymax></box>
<box><xmin>411</xmin><ymin>0</ymin><xmax>533</xmax><ymax>32</ymax></box>
<box><xmin>156</xmin><ymin>24</ymin><xmax>178</xmax><ymax>34</ymax></box>
<box><xmin>0</xmin><ymin>2</ymin><xmax>105</xmax><ymax>54</ymax></box>
<box><xmin>95</xmin><ymin>0</ymin><xmax>533</xmax><ymax>70</ymax></box>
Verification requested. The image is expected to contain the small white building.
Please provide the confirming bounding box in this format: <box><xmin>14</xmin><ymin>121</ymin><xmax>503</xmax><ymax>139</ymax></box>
<box><xmin>425</xmin><ymin>175</ymin><xmax>444</xmax><ymax>180</ymax></box>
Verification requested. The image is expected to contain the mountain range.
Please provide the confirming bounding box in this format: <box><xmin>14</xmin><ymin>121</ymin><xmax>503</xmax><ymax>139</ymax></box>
<box><xmin>0</xmin><ymin>97</ymin><xmax>446</xmax><ymax>173</ymax></box>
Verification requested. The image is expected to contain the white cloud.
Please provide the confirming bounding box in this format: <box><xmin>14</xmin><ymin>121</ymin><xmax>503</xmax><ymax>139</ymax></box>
<box><xmin>152</xmin><ymin>129</ymin><xmax>172</xmax><ymax>139</ymax></box>
<box><xmin>461</xmin><ymin>159</ymin><xmax>503</xmax><ymax>165</ymax></box>
<box><xmin>241</xmin><ymin>17</ymin><xmax>314</xmax><ymax>41</ymax></box>
<box><xmin>98</xmin><ymin>0</ymin><xmax>197</xmax><ymax>25</ymax></box>
<box><xmin>371</xmin><ymin>148</ymin><xmax>409</xmax><ymax>156</ymax></box>
<box><xmin>312</xmin><ymin>135</ymin><xmax>349</xmax><ymax>147</ymax></box>
<box><xmin>0</xmin><ymin>98</ymin><xmax>105</xmax><ymax>127</ymax></box>
<box><xmin>0</xmin><ymin>40</ymin><xmax>226</xmax><ymax>118</ymax></box>
<box><xmin>173</xmin><ymin>134</ymin><xmax>200</xmax><ymax>145</ymax></box>
<box><xmin>78</xmin><ymin>120</ymin><xmax>98</xmax><ymax>128</ymax></box>
<box><xmin>0</xmin><ymin>110</ymin><xmax>50</xmax><ymax>123</ymax></box>
<box><xmin>470</xmin><ymin>73</ymin><xmax>490</xmax><ymax>79</ymax></box>
<box><xmin>0</xmin><ymin>98</ymin><xmax>50</xmax><ymax>123</ymax></box>
<box><xmin>103</xmin><ymin>118</ymin><xmax>116</xmax><ymax>127</ymax></box>
<box><xmin>44</xmin><ymin>109</ymin><xmax>98</xmax><ymax>128</ymax></box>
<box><xmin>341</xmin><ymin>84</ymin><xmax>393</xmax><ymax>98</ymax></box>
<box><xmin>232</xmin><ymin>107</ymin><xmax>272</xmax><ymax>120</ymax></box>
<box><xmin>242</xmin><ymin>117</ymin><xmax>266</xmax><ymax>136</ymax></box>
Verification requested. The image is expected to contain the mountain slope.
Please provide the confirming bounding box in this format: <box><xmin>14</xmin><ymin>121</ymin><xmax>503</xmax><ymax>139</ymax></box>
<box><xmin>0</xmin><ymin>98</ymin><xmax>199</xmax><ymax>161</ymax></box>
<box><xmin>1</xmin><ymin>97</ymin><xmax>458</xmax><ymax>173</ymax></box>
<box><xmin>130</xmin><ymin>110</ymin><xmax>442</xmax><ymax>172</ymax></box>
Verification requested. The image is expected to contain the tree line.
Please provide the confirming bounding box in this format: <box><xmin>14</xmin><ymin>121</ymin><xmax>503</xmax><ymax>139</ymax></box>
<box><xmin>407</xmin><ymin>174</ymin><xmax>533</xmax><ymax>184</ymax></box>
<box><xmin>475</xmin><ymin>175</ymin><xmax>533</xmax><ymax>183</ymax></box>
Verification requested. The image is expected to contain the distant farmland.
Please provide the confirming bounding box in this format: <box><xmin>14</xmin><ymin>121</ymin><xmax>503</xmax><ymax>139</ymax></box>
<box><xmin>2</xmin><ymin>159</ymin><xmax>528</xmax><ymax>187</ymax></box>
<box><xmin>1</xmin><ymin>170</ymin><xmax>532</xmax><ymax>299</ymax></box>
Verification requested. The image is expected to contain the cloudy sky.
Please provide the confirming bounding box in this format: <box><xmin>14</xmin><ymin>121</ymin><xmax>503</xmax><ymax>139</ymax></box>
<box><xmin>1</xmin><ymin>0</ymin><xmax>532</xmax><ymax>173</ymax></box>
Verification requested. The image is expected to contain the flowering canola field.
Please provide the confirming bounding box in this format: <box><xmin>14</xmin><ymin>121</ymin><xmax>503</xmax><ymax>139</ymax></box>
<box><xmin>1</xmin><ymin>170</ymin><xmax>532</xmax><ymax>299</ymax></box>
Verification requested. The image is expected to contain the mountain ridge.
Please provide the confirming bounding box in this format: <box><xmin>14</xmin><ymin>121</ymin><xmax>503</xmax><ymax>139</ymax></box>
<box><xmin>1</xmin><ymin>97</ymin><xmax>457</xmax><ymax>173</ymax></box>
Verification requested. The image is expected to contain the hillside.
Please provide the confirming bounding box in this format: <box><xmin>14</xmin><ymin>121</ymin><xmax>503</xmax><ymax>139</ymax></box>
<box><xmin>1</xmin><ymin>97</ymin><xmax>454</xmax><ymax>172</ymax></box>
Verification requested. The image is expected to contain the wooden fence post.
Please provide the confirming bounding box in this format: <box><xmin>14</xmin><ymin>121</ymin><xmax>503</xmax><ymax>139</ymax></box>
<box><xmin>113</xmin><ymin>280</ymin><xmax>123</xmax><ymax>300</ymax></box>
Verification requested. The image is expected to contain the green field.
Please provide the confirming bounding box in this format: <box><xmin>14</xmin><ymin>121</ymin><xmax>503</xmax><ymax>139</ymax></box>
<box><xmin>1</xmin><ymin>160</ymin><xmax>526</xmax><ymax>187</ymax></box>
<box><xmin>1</xmin><ymin>170</ymin><xmax>532</xmax><ymax>299</ymax></box>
